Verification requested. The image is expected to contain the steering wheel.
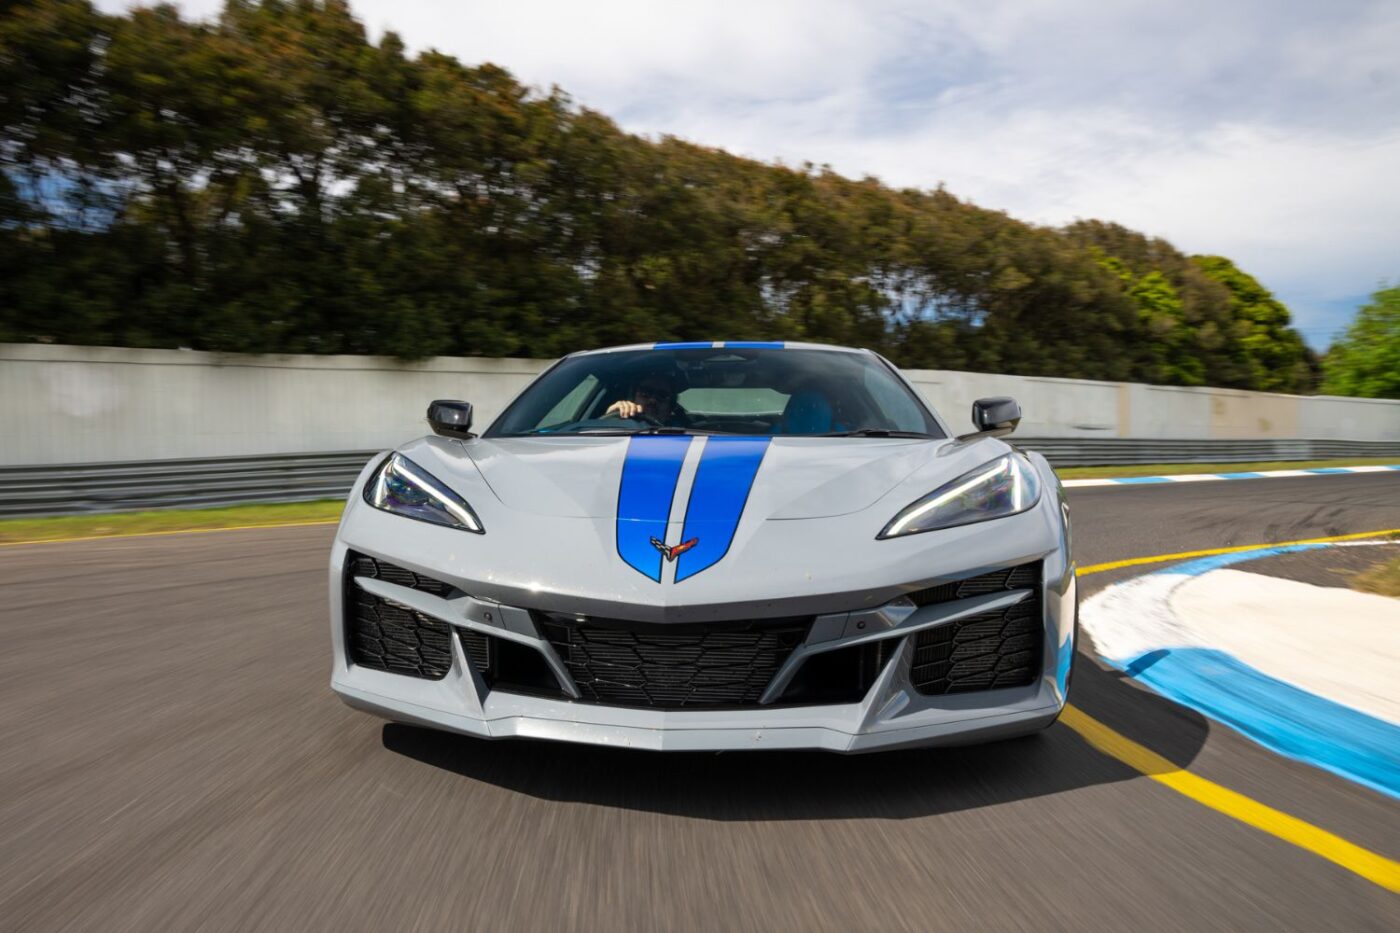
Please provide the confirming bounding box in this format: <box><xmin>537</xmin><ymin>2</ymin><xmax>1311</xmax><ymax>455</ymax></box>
<box><xmin>601</xmin><ymin>407</ymin><xmax>662</xmax><ymax>426</ymax></box>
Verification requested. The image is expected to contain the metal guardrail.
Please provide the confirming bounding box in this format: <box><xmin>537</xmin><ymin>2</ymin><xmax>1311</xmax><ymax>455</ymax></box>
<box><xmin>2</xmin><ymin>438</ymin><xmax>1398</xmax><ymax>517</ymax></box>
<box><xmin>0</xmin><ymin>451</ymin><xmax>378</xmax><ymax>517</ymax></box>
<box><xmin>1014</xmin><ymin>437</ymin><xmax>1400</xmax><ymax>467</ymax></box>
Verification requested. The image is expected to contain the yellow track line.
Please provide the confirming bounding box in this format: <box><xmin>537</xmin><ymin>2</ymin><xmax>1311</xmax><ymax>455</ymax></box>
<box><xmin>1077</xmin><ymin>528</ymin><xmax>1400</xmax><ymax>576</ymax></box>
<box><xmin>1060</xmin><ymin>705</ymin><xmax>1400</xmax><ymax>892</ymax></box>
<box><xmin>0</xmin><ymin>518</ymin><xmax>340</xmax><ymax>548</ymax></box>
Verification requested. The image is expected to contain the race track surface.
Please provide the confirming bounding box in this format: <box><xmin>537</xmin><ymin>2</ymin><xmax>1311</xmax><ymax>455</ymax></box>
<box><xmin>2</xmin><ymin>473</ymin><xmax>1399</xmax><ymax>931</ymax></box>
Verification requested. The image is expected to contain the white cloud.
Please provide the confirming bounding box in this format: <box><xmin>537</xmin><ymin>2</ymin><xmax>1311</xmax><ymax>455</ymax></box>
<box><xmin>95</xmin><ymin>0</ymin><xmax>1400</xmax><ymax>345</ymax></box>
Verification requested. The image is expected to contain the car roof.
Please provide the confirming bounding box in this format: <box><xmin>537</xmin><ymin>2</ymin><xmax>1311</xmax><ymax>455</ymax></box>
<box><xmin>566</xmin><ymin>341</ymin><xmax>873</xmax><ymax>358</ymax></box>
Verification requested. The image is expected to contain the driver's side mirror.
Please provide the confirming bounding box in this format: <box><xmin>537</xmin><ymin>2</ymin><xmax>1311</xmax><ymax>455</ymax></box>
<box><xmin>960</xmin><ymin>396</ymin><xmax>1021</xmax><ymax>440</ymax></box>
<box><xmin>428</xmin><ymin>399</ymin><xmax>474</xmax><ymax>439</ymax></box>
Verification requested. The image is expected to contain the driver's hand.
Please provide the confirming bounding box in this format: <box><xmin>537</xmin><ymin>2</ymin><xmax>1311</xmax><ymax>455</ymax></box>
<box><xmin>606</xmin><ymin>399</ymin><xmax>644</xmax><ymax>419</ymax></box>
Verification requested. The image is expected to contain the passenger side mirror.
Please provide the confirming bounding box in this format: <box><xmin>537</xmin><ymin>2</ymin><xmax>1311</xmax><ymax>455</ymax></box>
<box><xmin>428</xmin><ymin>400</ymin><xmax>474</xmax><ymax>439</ymax></box>
<box><xmin>960</xmin><ymin>397</ymin><xmax>1021</xmax><ymax>440</ymax></box>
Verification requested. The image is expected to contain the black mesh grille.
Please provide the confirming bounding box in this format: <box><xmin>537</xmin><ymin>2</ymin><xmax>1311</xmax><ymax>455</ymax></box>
<box><xmin>457</xmin><ymin>629</ymin><xmax>491</xmax><ymax>672</ymax></box>
<box><xmin>539</xmin><ymin>617</ymin><xmax>809</xmax><ymax>709</ymax></box>
<box><xmin>909</xmin><ymin>562</ymin><xmax>1042</xmax><ymax>695</ymax></box>
<box><xmin>908</xmin><ymin>561</ymin><xmax>1041</xmax><ymax>607</ymax></box>
<box><xmin>346</xmin><ymin>551</ymin><xmax>458</xmax><ymax>597</ymax></box>
<box><xmin>345</xmin><ymin>588</ymin><xmax>454</xmax><ymax>680</ymax></box>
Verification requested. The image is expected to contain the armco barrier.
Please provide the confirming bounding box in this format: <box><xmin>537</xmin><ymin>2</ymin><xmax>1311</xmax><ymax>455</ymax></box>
<box><xmin>0</xmin><ymin>451</ymin><xmax>376</xmax><ymax>517</ymax></box>
<box><xmin>4</xmin><ymin>439</ymin><xmax>1399</xmax><ymax>517</ymax></box>
<box><xmin>1013</xmin><ymin>437</ymin><xmax>1400</xmax><ymax>467</ymax></box>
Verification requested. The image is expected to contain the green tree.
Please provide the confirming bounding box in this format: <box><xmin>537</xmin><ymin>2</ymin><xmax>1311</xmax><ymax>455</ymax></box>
<box><xmin>1192</xmin><ymin>256</ymin><xmax>1315</xmax><ymax>393</ymax></box>
<box><xmin>1321</xmin><ymin>285</ymin><xmax>1400</xmax><ymax>399</ymax></box>
<box><xmin>0</xmin><ymin>0</ymin><xmax>1322</xmax><ymax>388</ymax></box>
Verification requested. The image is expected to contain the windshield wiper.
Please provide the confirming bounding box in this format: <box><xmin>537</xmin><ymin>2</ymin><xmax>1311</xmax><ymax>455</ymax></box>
<box><xmin>573</xmin><ymin>426</ymin><xmax>733</xmax><ymax>436</ymax></box>
<box><xmin>818</xmin><ymin>429</ymin><xmax>938</xmax><ymax>438</ymax></box>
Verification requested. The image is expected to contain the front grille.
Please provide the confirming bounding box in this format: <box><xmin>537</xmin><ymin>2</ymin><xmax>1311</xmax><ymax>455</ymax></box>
<box><xmin>909</xmin><ymin>562</ymin><xmax>1043</xmax><ymax>695</ymax></box>
<box><xmin>345</xmin><ymin>588</ymin><xmax>454</xmax><ymax>680</ymax></box>
<box><xmin>539</xmin><ymin>617</ymin><xmax>809</xmax><ymax>709</ymax></box>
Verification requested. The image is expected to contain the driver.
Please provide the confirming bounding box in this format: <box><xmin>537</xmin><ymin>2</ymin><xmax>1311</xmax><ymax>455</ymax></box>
<box><xmin>604</xmin><ymin>370</ymin><xmax>685</xmax><ymax>425</ymax></box>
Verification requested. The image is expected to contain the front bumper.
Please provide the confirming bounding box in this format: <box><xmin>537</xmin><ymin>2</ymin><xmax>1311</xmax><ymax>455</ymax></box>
<box><xmin>330</xmin><ymin>551</ymin><xmax>1074</xmax><ymax>755</ymax></box>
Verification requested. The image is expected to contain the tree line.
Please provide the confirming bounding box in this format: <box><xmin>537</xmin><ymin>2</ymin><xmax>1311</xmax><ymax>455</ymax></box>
<box><xmin>1</xmin><ymin>0</ymin><xmax>1323</xmax><ymax>392</ymax></box>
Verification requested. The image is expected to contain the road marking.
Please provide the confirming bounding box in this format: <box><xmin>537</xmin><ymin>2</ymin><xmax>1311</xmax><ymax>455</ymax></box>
<box><xmin>1076</xmin><ymin>528</ymin><xmax>1400</xmax><ymax>576</ymax></box>
<box><xmin>1060</xmin><ymin>705</ymin><xmax>1400</xmax><ymax>893</ymax></box>
<box><xmin>0</xmin><ymin>518</ymin><xmax>340</xmax><ymax>548</ymax></box>
<box><xmin>1062</xmin><ymin>464</ymin><xmax>1400</xmax><ymax>487</ymax></box>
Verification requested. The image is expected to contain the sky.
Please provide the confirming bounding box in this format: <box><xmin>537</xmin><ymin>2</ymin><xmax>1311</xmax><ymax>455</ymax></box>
<box><xmin>96</xmin><ymin>0</ymin><xmax>1400</xmax><ymax>349</ymax></box>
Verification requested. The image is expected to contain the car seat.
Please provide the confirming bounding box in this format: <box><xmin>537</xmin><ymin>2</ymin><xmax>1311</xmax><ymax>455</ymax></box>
<box><xmin>781</xmin><ymin>389</ymin><xmax>835</xmax><ymax>434</ymax></box>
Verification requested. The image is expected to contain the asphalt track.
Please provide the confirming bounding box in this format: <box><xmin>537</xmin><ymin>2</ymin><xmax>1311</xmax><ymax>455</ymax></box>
<box><xmin>2</xmin><ymin>473</ymin><xmax>1399</xmax><ymax>931</ymax></box>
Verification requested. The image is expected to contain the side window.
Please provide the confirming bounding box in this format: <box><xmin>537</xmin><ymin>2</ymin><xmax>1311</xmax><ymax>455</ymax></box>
<box><xmin>539</xmin><ymin>374</ymin><xmax>601</xmax><ymax>428</ymax></box>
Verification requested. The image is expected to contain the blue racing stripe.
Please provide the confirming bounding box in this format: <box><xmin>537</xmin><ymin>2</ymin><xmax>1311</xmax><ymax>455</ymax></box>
<box><xmin>616</xmin><ymin>435</ymin><xmax>692</xmax><ymax>581</ymax></box>
<box><xmin>674</xmin><ymin>437</ymin><xmax>770</xmax><ymax>582</ymax></box>
<box><xmin>653</xmin><ymin>342</ymin><xmax>714</xmax><ymax>350</ymax></box>
<box><xmin>1114</xmin><ymin>647</ymin><xmax>1400</xmax><ymax>799</ymax></box>
<box><xmin>722</xmin><ymin>341</ymin><xmax>784</xmax><ymax>349</ymax></box>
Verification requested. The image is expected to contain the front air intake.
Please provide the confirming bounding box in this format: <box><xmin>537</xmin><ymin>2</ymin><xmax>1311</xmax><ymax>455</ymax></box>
<box><xmin>908</xmin><ymin>561</ymin><xmax>1043</xmax><ymax>695</ymax></box>
<box><xmin>344</xmin><ymin>552</ymin><xmax>455</xmax><ymax>680</ymax></box>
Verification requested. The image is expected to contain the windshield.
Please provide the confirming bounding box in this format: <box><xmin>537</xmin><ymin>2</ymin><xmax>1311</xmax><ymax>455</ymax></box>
<box><xmin>487</xmin><ymin>347</ymin><xmax>945</xmax><ymax>438</ymax></box>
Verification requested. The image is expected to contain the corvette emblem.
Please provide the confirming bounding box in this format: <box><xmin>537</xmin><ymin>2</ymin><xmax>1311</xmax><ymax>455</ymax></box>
<box><xmin>650</xmin><ymin>536</ymin><xmax>699</xmax><ymax>562</ymax></box>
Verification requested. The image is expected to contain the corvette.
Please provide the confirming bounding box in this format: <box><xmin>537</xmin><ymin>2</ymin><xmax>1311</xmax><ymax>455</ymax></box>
<box><xmin>329</xmin><ymin>342</ymin><xmax>1076</xmax><ymax>752</ymax></box>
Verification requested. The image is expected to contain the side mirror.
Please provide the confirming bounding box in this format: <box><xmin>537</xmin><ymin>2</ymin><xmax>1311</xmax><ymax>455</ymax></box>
<box><xmin>428</xmin><ymin>400</ymin><xmax>474</xmax><ymax>439</ymax></box>
<box><xmin>960</xmin><ymin>396</ymin><xmax>1021</xmax><ymax>440</ymax></box>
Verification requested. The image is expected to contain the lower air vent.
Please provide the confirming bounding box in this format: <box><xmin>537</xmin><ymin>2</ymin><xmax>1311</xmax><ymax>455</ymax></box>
<box><xmin>458</xmin><ymin>629</ymin><xmax>491</xmax><ymax>673</ymax></box>
<box><xmin>456</xmin><ymin>629</ymin><xmax>566</xmax><ymax>698</ymax></box>
<box><xmin>345</xmin><ymin>587</ymin><xmax>454</xmax><ymax>680</ymax></box>
<box><xmin>539</xmin><ymin>617</ymin><xmax>809</xmax><ymax>709</ymax></box>
<box><xmin>909</xmin><ymin>585</ymin><xmax>1042</xmax><ymax>695</ymax></box>
<box><xmin>776</xmin><ymin>639</ymin><xmax>893</xmax><ymax>706</ymax></box>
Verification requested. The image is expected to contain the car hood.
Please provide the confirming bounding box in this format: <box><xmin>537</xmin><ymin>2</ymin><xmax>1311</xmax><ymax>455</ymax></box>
<box><xmin>368</xmin><ymin>432</ymin><xmax>1030</xmax><ymax>615</ymax></box>
<box><xmin>431</xmin><ymin>433</ymin><xmax>1010</xmax><ymax>521</ymax></box>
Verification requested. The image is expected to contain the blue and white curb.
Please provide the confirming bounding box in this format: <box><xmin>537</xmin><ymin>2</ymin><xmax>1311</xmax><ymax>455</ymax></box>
<box><xmin>1081</xmin><ymin>540</ymin><xmax>1400</xmax><ymax>798</ymax></box>
<box><xmin>1063</xmin><ymin>464</ymin><xmax>1400</xmax><ymax>487</ymax></box>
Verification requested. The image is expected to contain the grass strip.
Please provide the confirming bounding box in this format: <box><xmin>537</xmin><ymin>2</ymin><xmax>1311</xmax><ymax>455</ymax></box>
<box><xmin>1056</xmin><ymin>457</ymin><xmax>1398</xmax><ymax>479</ymax></box>
<box><xmin>1352</xmin><ymin>554</ymin><xmax>1400</xmax><ymax>598</ymax></box>
<box><xmin>0</xmin><ymin>500</ymin><xmax>344</xmax><ymax>545</ymax></box>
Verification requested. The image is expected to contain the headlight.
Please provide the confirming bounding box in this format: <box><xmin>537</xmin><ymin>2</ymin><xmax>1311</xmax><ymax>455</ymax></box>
<box><xmin>364</xmin><ymin>453</ymin><xmax>484</xmax><ymax>534</ymax></box>
<box><xmin>879</xmin><ymin>454</ymin><xmax>1040</xmax><ymax>539</ymax></box>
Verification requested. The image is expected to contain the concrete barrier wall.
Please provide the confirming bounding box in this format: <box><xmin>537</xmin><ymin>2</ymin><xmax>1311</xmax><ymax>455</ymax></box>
<box><xmin>0</xmin><ymin>344</ymin><xmax>548</xmax><ymax>466</ymax></box>
<box><xmin>1</xmin><ymin>343</ymin><xmax>1396</xmax><ymax>466</ymax></box>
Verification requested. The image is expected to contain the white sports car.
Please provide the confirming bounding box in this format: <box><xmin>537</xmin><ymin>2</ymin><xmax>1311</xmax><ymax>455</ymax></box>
<box><xmin>330</xmin><ymin>342</ymin><xmax>1075</xmax><ymax>752</ymax></box>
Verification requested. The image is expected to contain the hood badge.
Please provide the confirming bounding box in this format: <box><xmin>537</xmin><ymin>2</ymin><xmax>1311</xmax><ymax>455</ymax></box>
<box><xmin>650</xmin><ymin>536</ymin><xmax>698</xmax><ymax>562</ymax></box>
